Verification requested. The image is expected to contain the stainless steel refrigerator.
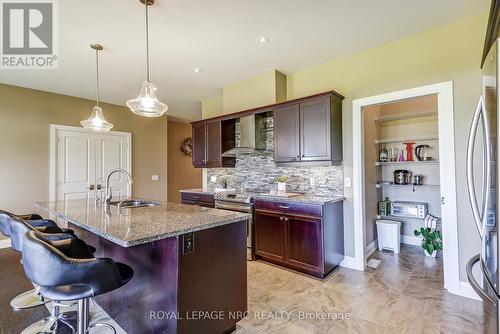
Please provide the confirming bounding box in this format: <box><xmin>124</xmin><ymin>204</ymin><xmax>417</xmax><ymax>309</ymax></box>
<box><xmin>466</xmin><ymin>2</ymin><xmax>500</xmax><ymax>333</ymax></box>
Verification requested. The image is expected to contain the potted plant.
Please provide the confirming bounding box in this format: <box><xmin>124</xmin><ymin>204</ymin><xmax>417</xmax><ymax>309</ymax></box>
<box><xmin>414</xmin><ymin>227</ymin><xmax>443</xmax><ymax>257</ymax></box>
<box><xmin>219</xmin><ymin>176</ymin><xmax>230</xmax><ymax>189</ymax></box>
<box><xmin>276</xmin><ymin>175</ymin><xmax>288</xmax><ymax>192</ymax></box>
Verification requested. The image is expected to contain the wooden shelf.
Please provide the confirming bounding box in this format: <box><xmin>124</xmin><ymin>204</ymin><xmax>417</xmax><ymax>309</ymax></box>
<box><xmin>374</xmin><ymin>135</ymin><xmax>439</xmax><ymax>145</ymax></box>
<box><xmin>374</xmin><ymin>109</ymin><xmax>437</xmax><ymax>122</ymax></box>
<box><xmin>375</xmin><ymin>160</ymin><xmax>439</xmax><ymax>166</ymax></box>
<box><xmin>376</xmin><ymin>183</ymin><xmax>440</xmax><ymax>189</ymax></box>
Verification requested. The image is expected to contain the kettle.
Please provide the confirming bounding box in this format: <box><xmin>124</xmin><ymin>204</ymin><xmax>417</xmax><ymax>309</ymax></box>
<box><xmin>415</xmin><ymin>145</ymin><xmax>431</xmax><ymax>161</ymax></box>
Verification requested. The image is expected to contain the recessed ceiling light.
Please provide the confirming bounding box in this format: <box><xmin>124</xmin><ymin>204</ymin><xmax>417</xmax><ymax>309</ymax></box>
<box><xmin>257</xmin><ymin>36</ymin><xmax>270</xmax><ymax>44</ymax></box>
<box><xmin>194</xmin><ymin>68</ymin><xmax>202</xmax><ymax>73</ymax></box>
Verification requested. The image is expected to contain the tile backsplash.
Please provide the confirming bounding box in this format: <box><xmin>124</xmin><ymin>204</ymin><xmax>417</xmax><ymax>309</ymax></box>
<box><xmin>206</xmin><ymin>116</ymin><xmax>344</xmax><ymax>196</ymax></box>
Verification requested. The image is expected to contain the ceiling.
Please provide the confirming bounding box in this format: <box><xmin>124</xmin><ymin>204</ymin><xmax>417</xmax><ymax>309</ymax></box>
<box><xmin>0</xmin><ymin>0</ymin><xmax>489</xmax><ymax>121</ymax></box>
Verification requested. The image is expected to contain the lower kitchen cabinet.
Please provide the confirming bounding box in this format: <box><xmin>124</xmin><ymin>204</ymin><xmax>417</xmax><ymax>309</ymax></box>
<box><xmin>254</xmin><ymin>199</ymin><xmax>344</xmax><ymax>278</ymax></box>
<box><xmin>254</xmin><ymin>211</ymin><xmax>286</xmax><ymax>263</ymax></box>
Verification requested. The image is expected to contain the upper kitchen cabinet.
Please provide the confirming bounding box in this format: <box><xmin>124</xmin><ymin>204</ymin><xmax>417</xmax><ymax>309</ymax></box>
<box><xmin>274</xmin><ymin>93</ymin><xmax>343</xmax><ymax>166</ymax></box>
<box><xmin>274</xmin><ymin>104</ymin><xmax>300</xmax><ymax>162</ymax></box>
<box><xmin>192</xmin><ymin>119</ymin><xmax>236</xmax><ymax>168</ymax></box>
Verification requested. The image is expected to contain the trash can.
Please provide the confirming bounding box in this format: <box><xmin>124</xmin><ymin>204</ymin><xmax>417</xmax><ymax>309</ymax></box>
<box><xmin>376</xmin><ymin>219</ymin><xmax>401</xmax><ymax>253</ymax></box>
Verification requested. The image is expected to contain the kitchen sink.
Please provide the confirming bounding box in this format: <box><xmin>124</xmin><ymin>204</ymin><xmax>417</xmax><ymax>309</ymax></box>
<box><xmin>110</xmin><ymin>199</ymin><xmax>161</xmax><ymax>209</ymax></box>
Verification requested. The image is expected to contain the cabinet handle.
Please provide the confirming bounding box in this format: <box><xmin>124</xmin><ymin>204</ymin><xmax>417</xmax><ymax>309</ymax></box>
<box><xmin>193</xmin><ymin>196</ymin><xmax>200</xmax><ymax>199</ymax></box>
<box><xmin>87</xmin><ymin>184</ymin><xmax>95</xmax><ymax>190</ymax></box>
<box><xmin>284</xmin><ymin>217</ymin><xmax>289</xmax><ymax>222</ymax></box>
<box><xmin>279</xmin><ymin>216</ymin><xmax>284</xmax><ymax>221</ymax></box>
<box><xmin>278</xmin><ymin>205</ymin><xmax>290</xmax><ymax>209</ymax></box>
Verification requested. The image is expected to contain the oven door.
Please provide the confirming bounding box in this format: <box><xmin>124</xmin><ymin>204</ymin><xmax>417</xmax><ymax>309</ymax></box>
<box><xmin>215</xmin><ymin>201</ymin><xmax>254</xmax><ymax>261</ymax></box>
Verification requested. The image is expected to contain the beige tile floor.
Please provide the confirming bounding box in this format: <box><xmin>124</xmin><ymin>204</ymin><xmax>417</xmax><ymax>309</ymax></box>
<box><xmin>235</xmin><ymin>245</ymin><xmax>486</xmax><ymax>334</ymax></box>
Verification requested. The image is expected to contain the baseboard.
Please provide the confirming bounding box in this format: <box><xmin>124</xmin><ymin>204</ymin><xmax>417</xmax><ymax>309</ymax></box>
<box><xmin>340</xmin><ymin>256</ymin><xmax>364</xmax><ymax>271</ymax></box>
<box><xmin>0</xmin><ymin>239</ymin><xmax>11</xmax><ymax>249</ymax></box>
<box><xmin>457</xmin><ymin>281</ymin><xmax>481</xmax><ymax>301</ymax></box>
<box><xmin>366</xmin><ymin>239</ymin><xmax>378</xmax><ymax>257</ymax></box>
<box><xmin>401</xmin><ymin>234</ymin><xmax>422</xmax><ymax>246</ymax></box>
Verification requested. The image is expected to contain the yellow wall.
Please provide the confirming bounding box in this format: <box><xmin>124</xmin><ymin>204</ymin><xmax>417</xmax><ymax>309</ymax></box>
<box><xmin>201</xmin><ymin>94</ymin><xmax>223</xmax><ymax>119</ymax></box>
<box><xmin>167</xmin><ymin>120</ymin><xmax>202</xmax><ymax>203</ymax></box>
<box><xmin>200</xmin><ymin>13</ymin><xmax>488</xmax><ymax>280</ymax></box>
<box><xmin>0</xmin><ymin>84</ymin><xmax>168</xmax><ymax>213</ymax></box>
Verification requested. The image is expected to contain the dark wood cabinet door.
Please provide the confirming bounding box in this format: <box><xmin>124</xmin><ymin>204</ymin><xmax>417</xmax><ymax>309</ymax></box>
<box><xmin>254</xmin><ymin>210</ymin><xmax>286</xmax><ymax>263</ymax></box>
<box><xmin>274</xmin><ymin>104</ymin><xmax>300</xmax><ymax>163</ymax></box>
<box><xmin>286</xmin><ymin>216</ymin><xmax>323</xmax><ymax>272</ymax></box>
<box><xmin>192</xmin><ymin>123</ymin><xmax>206</xmax><ymax>167</ymax></box>
<box><xmin>300</xmin><ymin>98</ymin><xmax>331</xmax><ymax>161</ymax></box>
<box><xmin>205</xmin><ymin>120</ymin><xmax>222</xmax><ymax>166</ymax></box>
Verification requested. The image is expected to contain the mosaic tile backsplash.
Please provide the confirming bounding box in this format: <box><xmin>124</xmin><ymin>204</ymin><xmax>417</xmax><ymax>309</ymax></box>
<box><xmin>206</xmin><ymin>117</ymin><xmax>344</xmax><ymax>196</ymax></box>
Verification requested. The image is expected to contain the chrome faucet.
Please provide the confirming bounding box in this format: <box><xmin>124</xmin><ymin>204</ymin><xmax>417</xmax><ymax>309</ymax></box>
<box><xmin>104</xmin><ymin>168</ymin><xmax>133</xmax><ymax>207</ymax></box>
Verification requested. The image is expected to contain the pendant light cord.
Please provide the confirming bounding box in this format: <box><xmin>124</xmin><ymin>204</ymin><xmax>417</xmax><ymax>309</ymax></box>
<box><xmin>145</xmin><ymin>0</ymin><xmax>151</xmax><ymax>82</ymax></box>
<box><xmin>95</xmin><ymin>47</ymin><xmax>100</xmax><ymax>106</ymax></box>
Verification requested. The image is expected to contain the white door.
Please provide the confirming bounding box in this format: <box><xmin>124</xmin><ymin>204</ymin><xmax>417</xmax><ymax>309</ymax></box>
<box><xmin>52</xmin><ymin>125</ymin><xmax>132</xmax><ymax>202</ymax></box>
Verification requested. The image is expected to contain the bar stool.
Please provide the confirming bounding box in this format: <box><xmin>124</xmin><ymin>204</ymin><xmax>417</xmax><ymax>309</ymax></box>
<box><xmin>22</xmin><ymin>230</ymin><xmax>133</xmax><ymax>334</ymax></box>
<box><xmin>16</xmin><ymin>230</ymin><xmax>96</xmax><ymax>334</ymax></box>
<box><xmin>5</xmin><ymin>211</ymin><xmax>75</xmax><ymax>309</ymax></box>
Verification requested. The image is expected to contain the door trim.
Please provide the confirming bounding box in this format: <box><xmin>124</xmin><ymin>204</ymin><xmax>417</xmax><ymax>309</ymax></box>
<box><xmin>49</xmin><ymin>124</ymin><xmax>132</xmax><ymax>202</ymax></box>
<box><xmin>351</xmin><ymin>81</ymin><xmax>460</xmax><ymax>296</ymax></box>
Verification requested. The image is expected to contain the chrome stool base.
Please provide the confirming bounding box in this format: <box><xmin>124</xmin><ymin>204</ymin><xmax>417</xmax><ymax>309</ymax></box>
<box><xmin>11</xmin><ymin>288</ymin><xmax>49</xmax><ymax>309</ymax></box>
<box><xmin>20</xmin><ymin>316</ymin><xmax>74</xmax><ymax>334</ymax></box>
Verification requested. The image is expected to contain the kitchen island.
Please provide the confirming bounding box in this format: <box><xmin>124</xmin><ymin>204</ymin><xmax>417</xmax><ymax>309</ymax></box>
<box><xmin>37</xmin><ymin>199</ymin><xmax>251</xmax><ymax>334</ymax></box>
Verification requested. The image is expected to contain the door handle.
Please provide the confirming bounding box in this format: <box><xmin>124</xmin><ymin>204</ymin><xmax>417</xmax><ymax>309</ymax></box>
<box><xmin>466</xmin><ymin>96</ymin><xmax>487</xmax><ymax>239</ymax></box>
<box><xmin>466</xmin><ymin>254</ymin><xmax>495</xmax><ymax>304</ymax></box>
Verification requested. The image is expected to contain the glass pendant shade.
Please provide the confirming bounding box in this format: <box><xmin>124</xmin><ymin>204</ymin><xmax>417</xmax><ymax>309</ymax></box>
<box><xmin>80</xmin><ymin>106</ymin><xmax>113</xmax><ymax>132</ymax></box>
<box><xmin>126</xmin><ymin>80</ymin><xmax>168</xmax><ymax>117</ymax></box>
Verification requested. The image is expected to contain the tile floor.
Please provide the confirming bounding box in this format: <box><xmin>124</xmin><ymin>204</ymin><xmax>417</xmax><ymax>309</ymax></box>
<box><xmin>235</xmin><ymin>245</ymin><xmax>486</xmax><ymax>334</ymax></box>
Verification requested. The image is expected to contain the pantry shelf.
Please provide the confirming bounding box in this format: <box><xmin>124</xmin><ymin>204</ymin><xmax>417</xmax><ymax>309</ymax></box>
<box><xmin>374</xmin><ymin>135</ymin><xmax>439</xmax><ymax>145</ymax></box>
<box><xmin>374</xmin><ymin>109</ymin><xmax>437</xmax><ymax>122</ymax></box>
<box><xmin>375</xmin><ymin>161</ymin><xmax>439</xmax><ymax>166</ymax></box>
<box><xmin>376</xmin><ymin>183</ymin><xmax>440</xmax><ymax>189</ymax></box>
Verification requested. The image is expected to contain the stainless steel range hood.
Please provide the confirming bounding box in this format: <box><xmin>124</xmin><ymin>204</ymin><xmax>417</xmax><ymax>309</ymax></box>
<box><xmin>221</xmin><ymin>114</ymin><xmax>270</xmax><ymax>157</ymax></box>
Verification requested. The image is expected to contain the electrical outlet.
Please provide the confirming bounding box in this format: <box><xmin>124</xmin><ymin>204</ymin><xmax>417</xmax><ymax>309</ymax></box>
<box><xmin>210</xmin><ymin>176</ymin><xmax>217</xmax><ymax>183</ymax></box>
<box><xmin>151</xmin><ymin>175</ymin><xmax>159</xmax><ymax>181</ymax></box>
<box><xmin>344</xmin><ymin>177</ymin><xmax>351</xmax><ymax>188</ymax></box>
<box><xmin>310</xmin><ymin>178</ymin><xmax>315</xmax><ymax>187</ymax></box>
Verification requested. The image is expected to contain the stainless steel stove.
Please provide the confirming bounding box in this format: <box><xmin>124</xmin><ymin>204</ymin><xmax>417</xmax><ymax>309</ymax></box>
<box><xmin>214</xmin><ymin>192</ymin><xmax>254</xmax><ymax>260</ymax></box>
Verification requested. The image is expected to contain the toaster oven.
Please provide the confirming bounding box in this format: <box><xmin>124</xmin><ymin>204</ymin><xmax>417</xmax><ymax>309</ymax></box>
<box><xmin>391</xmin><ymin>201</ymin><xmax>428</xmax><ymax>219</ymax></box>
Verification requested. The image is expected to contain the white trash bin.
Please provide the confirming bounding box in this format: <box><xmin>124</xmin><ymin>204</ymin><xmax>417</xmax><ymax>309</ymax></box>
<box><xmin>376</xmin><ymin>220</ymin><xmax>401</xmax><ymax>253</ymax></box>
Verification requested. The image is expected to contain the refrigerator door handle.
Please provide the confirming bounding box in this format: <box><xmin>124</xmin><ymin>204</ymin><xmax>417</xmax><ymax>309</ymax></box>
<box><xmin>480</xmin><ymin>95</ymin><xmax>492</xmax><ymax>236</ymax></box>
<box><xmin>466</xmin><ymin>254</ymin><xmax>496</xmax><ymax>305</ymax></box>
<box><xmin>466</xmin><ymin>96</ymin><xmax>487</xmax><ymax>239</ymax></box>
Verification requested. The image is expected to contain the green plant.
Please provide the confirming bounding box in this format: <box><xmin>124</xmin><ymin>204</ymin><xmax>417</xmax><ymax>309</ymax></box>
<box><xmin>276</xmin><ymin>175</ymin><xmax>288</xmax><ymax>183</ymax></box>
<box><xmin>414</xmin><ymin>228</ymin><xmax>443</xmax><ymax>255</ymax></box>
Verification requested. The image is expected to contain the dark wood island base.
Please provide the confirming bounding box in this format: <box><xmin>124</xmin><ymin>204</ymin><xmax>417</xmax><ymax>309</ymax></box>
<box><xmin>72</xmin><ymin>220</ymin><xmax>248</xmax><ymax>334</ymax></box>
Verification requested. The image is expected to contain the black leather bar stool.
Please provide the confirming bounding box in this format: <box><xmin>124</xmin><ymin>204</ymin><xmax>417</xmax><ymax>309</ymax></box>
<box><xmin>16</xmin><ymin>230</ymin><xmax>96</xmax><ymax>334</ymax></box>
<box><xmin>0</xmin><ymin>210</ymin><xmax>76</xmax><ymax>310</ymax></box>
<box><xmin>22</xmin><ymin>230</ymin><xmax>133</xmax><ymax>334</ymax></box>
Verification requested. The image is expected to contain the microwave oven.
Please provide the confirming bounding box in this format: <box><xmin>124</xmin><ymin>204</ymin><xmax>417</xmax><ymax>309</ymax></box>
<box><xmin>391</xmin><ymin>201</ymin><xmax>428</xmax><ymax>219</ymax></box>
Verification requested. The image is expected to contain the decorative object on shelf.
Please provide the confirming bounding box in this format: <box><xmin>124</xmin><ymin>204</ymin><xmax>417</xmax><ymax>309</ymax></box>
<box><xmin>413</xmin><ymin>174</ymin><xmax>424</xmax><ymax>186</ymax></box>
<box><xmin>403</xmin><ymin>142</ymin><xmax>416</xmax><ymax>161</ymax></box>
<box><xmin>219</xmin><ymin>176</ymin><xmax>230</xmax><ymax>189</ymax></box>
<box><xmin>126</xmin><ymin>0</ymin><xmax>168</xmax><ymax>117</ymax></box>
<box><xmin>276</xmin><ymin>175</ymin><xmax>288</xmax><ymax>192</ymax></box>
<box><xmin>389</xmin><ymin>147</ymin><xmax>398</xmax><ymax>162</ymax></box>
<box><xmin>415</xmin><ymin>144</ymin><xmax>432</xmax><ymax>161</ymax></box>
<box><xmin>80</xmin><ymin>44</ymin><xmax>113</xmax><ymax>132</ymax></box>
<box><xmin>180</xmin><ymin>138</ymin><xmax>192</xmax><ymax>156</ymax></box>
<box><xmin>379</xmin><ymin>145</ymin><xmax>388</xmax><ymax>162</ymax></box>
<box><xmin>378</xmin><ymin>197</ymin><xmax>392</xmax><ymax>216</ymax></box>
<box><xmin>394</xmin><ymin>170</ymin><xmax>411</xmax><ymax>185</ymax></box>
<box><xmin>414</xmin><ymin>227</ymin><xmax>442</xmax><ymax>257</ymax></box>
<box><xmin>398</xmin><ymin>149</ymin><xmax>405</xmax><ymax>162</ymax></box>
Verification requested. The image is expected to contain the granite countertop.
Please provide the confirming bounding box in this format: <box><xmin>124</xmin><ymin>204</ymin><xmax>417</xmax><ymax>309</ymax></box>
<box><xmin>36</xmin><ymin>200</ymin><xmax>250</xmax><ymax>248</ymax></box>
<box><xmin>179</xmin><ymin>188</ymin><xmax>215</xmax><ymax>195</ymax></box>
<box><xmin>252</xmin><ymin>194</ymin><xmax>345</xmax><ymax>205</ymax></box>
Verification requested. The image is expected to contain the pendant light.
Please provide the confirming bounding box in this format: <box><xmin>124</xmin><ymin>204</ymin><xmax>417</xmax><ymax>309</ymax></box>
<box><xmin>126</xmin><ymin>0</ymin><xmax>168</xmax><ymax>117</ymax></box>
<box><xmin>81</xmin><ymin>44</ymin><xmax>113</xmax><ymax>132</ymax></box>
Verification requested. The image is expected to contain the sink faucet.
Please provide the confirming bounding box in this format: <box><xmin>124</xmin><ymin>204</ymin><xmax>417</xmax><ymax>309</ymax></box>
<box><xmin>104</xmin><ymin>168</ymin><xmax>133</xmax><ymax>207</ymax></box>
